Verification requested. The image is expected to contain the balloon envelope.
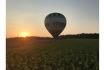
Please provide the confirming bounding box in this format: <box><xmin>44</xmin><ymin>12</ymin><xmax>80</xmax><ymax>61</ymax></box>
<box><xmin>45</xmin><ymin>13</ymin><xmax>66</xmax><ymax>38</ymax></box>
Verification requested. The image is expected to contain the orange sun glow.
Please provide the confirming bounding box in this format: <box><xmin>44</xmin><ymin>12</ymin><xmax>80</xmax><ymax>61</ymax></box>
<box><xmin>19</xmin><ymin>32</ymin><xmax>29</xmax><ymax>37</ymax></box>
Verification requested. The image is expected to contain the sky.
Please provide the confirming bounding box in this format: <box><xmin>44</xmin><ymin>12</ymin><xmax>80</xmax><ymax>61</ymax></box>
<box><xmin>6</xmin><ymin>0</ymin><xmax>99</xmax><ymax>38</ymax></box>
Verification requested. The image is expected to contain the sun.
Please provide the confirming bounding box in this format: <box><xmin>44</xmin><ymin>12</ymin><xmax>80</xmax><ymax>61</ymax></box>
<box><xmin>19</xmin><ymin>32</ymin><xmax>29</xmax><ymax>37</ymax></box>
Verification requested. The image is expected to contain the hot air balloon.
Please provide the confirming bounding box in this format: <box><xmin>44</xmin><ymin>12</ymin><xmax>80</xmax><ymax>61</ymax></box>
<box><xmin>45</xmin><ymin>13</ymin><xmax>66</xmax><ymax>38</ymax></box>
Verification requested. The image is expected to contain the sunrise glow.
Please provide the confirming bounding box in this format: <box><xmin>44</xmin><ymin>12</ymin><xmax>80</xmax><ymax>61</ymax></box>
<box><xmin>19</xmin><ymin>32</ymin><xmax>29</xmax><ymax>37</ymax></box>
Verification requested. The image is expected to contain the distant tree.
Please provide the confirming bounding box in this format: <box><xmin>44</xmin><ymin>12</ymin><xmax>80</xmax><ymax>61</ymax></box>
<box><xmin>58</xmin><ymin>33</ymin><xmax>99</xmax><ymax>39</ymax></box>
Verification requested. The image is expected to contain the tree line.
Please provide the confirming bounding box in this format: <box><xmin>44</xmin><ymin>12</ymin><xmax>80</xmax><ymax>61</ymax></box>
<box><xmin>58</xmin><ymin>33</ymin><xmax>99</xmax><ymax>39</ymax></box>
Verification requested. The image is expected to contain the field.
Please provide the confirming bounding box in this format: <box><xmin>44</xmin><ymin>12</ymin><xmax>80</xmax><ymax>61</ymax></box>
<box><xmin>6</xmin><ymin>38</ymin><xmax>99</xmax><ymax>70</ymax></box>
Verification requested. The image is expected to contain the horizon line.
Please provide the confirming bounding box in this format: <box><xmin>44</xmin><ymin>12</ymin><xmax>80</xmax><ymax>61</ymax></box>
<box><xmin>6</xmin><ymin>33</ymin><xmax>99</xmax><ymax>39</ymax></box>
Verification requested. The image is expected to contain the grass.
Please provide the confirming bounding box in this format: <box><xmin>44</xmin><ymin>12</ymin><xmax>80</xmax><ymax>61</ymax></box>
<box><xmin>6</xmin><ymin>38</ymin><xmax>99</xmax><ymax>70</ymax></box>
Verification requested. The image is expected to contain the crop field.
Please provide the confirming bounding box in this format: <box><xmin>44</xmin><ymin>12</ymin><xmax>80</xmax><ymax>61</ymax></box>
<box><xmin>6</xmin><ymin>38</ymin><xmax>99</xmax><ymax>70</ymax></box>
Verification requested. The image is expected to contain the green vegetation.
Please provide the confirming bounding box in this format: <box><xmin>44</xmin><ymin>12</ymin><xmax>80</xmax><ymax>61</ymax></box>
<box><xmin>7</xmin><ymin>38</ymin><xmax>99</xmax><ymax>70</ymax></box>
